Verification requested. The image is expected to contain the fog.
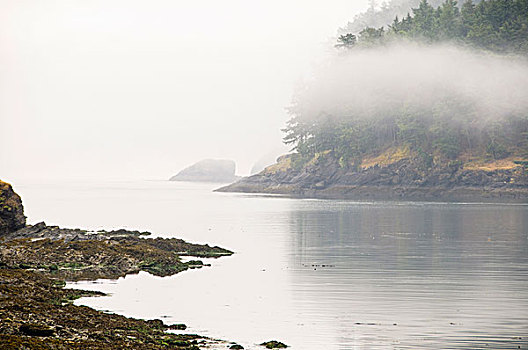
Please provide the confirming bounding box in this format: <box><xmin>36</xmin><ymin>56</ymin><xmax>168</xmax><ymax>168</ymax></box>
<box><xmin>293</xmin><ymin>42</ymin><xmax>528</xmax><ymax>125</ymax></box>
<box><xmin>0</xmin><ymin>0</ymin><xmax>369</xmax><ymax>182</ymax></box>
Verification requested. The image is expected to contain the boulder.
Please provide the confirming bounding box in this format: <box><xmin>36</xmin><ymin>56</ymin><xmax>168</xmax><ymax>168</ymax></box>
<box><xmin>19</xmin><ymin>323</ymin><xmax>54</xmax><ymax>337</ymax></box>
<box><xmin>260</xmin><ymin>340</ymin><xmax>288</xmax><ymax>349</ymax></box>
<box><xmin>168</xmin><ymin>323</ymin><xmax>187</xmax><ymax>330</ymax></box>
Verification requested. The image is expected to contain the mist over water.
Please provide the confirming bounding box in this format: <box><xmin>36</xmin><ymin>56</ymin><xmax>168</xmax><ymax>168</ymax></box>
<box><xmin>0</xmin><ymin>0</ymin><xmax>370</xmax><ymax>182</ymax></box>
<box><xmin>294</xmin><ymin>42</ymin><xmax>528</xmax><ymax>123</ymax></box>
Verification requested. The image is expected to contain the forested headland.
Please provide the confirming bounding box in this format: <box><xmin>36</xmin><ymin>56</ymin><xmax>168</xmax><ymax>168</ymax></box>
<box><xmin>219</xmin><ymin>0</ymin><xmax>528</xmax><ymax>201</ymax></box>
<box><xmin>285</xmin><ymin>0</ymin><xmax>528</xmax><ymax>170</ymax></box>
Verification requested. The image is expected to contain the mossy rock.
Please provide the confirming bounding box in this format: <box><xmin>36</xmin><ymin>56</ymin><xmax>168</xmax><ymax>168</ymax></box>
<box><xmin>168</xmin><ymin>323</ymin><xmax>187</xmax><ymax>330</ymax></box>
<box><xmin>0</xmin><ymin>180</ymin><xmax>26</xmax><ymax>236</ymax></box>
<box><xmin>164</xmin><ymin>339</ymin><xmax>191</xmax><ymax>346</ymax></box>
<box><xmin>260</xmin><ymin>340</ymin><xmax>288</xmax><ymax>349</ymax></box>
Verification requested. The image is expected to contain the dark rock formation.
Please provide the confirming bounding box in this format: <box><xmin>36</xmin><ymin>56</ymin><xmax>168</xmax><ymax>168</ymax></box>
<box><xmin>260</xmin><ymin>340</ymin><xmax>288</xmax><ymax>349</ymax></box>
<box><xmin>0</xmin><ymin>180</ymin><xmax>26</xmax><ymax>235</ymax></box>
<box><xmin>168</xmin><ymin>324</ymin><xmax>187</xmax><ymax>330</ymax></box>
<box><xmin>19</xmin><ymin>324</ymin><xmax>55</xmax><ymax>337</ymax></box>
<box><xmin>170</xmin><ymin>159</ymin><xmax>239</xmax><ymax>183</ymax></box>
<box><xmin>5</xmin><ymin>221</ymin><xmax>150</xmax><ymax>242</ymax></box>
<box><xmin>217</xmin><ymin>152</ymin><xmax>528</xmax><ymax>202</ymax></box>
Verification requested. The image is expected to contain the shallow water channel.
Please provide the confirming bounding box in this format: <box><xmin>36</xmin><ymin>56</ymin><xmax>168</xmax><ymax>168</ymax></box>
<box><xmin>17</xmin><ymin>180</ymin><xmax>528</xmax><ymax>349</ymax></box>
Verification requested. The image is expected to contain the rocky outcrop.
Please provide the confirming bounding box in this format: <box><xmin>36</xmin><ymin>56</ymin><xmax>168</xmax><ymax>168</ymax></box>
<box><xmin>260</xmin><ymin>340</ymin><xmax>288</xmax><ymax>349</ymax></box>
<box><xmin>0</xmin><ymin>180</ymin><xmax>26</xmax><ymax>236</ymax></box>
<box><xmin>216</xmin><ymin>152</ymin><xmax>528</xmax><ymax>202</ymax></box>
<box><xmin>170</xmin><ymin>159</ymin><xmax>239</xmax><ymax>183</ymax></box>
<box><xmin>1</xmin><ymin>222</ymin><xmax>233</xmax><ymax>281</ymax></box>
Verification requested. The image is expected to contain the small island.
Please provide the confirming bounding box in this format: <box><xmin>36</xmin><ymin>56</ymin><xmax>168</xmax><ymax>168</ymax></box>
<box><xmin>170</xmin><ymin>159</ymin><xmax>239</xmax><ymax>183</ymax></box>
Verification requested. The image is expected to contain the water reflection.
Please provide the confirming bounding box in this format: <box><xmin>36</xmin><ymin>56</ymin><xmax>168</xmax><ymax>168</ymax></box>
<box><xmin>30</xmin><ymin>181</ymin><xmax>527</xmax><ymax>349</ymax></box>
<box><xmin>288</xmin><ymin>202</ymin><xmax>528</xmax><ymax>349</ymax></box>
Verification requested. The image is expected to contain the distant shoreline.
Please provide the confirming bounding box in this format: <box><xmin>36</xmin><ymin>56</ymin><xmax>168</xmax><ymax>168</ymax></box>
<box><xmin>216</xmin><ymin>153</ymin><xmax>528</xmax><ymax>204</ymax></box>
<box><xmin>217</xmin><ymin>183</ymin><xmax>528</xmax><ymax>204</ymax></box>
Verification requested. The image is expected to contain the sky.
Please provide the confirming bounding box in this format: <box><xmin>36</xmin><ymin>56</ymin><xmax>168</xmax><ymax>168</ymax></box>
<box><xmin>0</xmin><ymin>0</ymin><xmax>370</xmax><ymax>182</ymax></box>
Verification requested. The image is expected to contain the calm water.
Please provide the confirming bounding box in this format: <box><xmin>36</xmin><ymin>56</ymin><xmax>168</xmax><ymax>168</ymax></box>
<box><xmin>15</xmin><ymin>180</ymin><xmax>528</xmax><ymax>349</ymax></box>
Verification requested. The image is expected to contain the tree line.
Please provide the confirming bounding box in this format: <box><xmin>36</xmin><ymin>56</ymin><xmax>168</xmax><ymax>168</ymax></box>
<box><xmin>283</xmin><ymin>0</ymin><xmax>528</xmax><ymax>170</ymax></box>
<box><xmin>338</xmin><ymin>0</ymin><xmax>528</xmax><ymax>53</ymax></box>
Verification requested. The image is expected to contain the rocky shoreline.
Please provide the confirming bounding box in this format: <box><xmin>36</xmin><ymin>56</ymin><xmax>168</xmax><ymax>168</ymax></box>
<box><xmin>0</xmin><ymin>269</ymin><xmax>212</xmax><ymax>349</ymax></box>
<box><xmin>216</xmin><ymin>153</ymin><xmax>528</xmax><ymax>203</ymax></box>
<box><xmin>0</xmin><ymin>222</ymin><xmax>233</xmax><ymax>349</ymax></box>
<box><xmin>0</xmin><ymin>180</ymin><xmax>233</xmax><ymax>349</ymax></box>
<box><xmin>1</xmin><ymin>222</ymin><xmax>232</xmax><ymax>281</ymax></box>
<box><xmin>0</xmin><ymin>179</ymin><xmax>290</xmax><ymax>350</ymax></box>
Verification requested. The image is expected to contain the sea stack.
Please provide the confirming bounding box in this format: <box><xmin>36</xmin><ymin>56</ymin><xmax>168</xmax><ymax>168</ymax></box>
<box><xmin>170</xmin><ymin>159</ymin><xmax>239</xmax><ymax>183</ymax></box>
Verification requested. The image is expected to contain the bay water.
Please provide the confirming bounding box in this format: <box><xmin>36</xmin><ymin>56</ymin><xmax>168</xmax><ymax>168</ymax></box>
<box><xmin>15</xmin><ymin>180</ymin><xmax>528</xmax><ymax>349</ymax></box>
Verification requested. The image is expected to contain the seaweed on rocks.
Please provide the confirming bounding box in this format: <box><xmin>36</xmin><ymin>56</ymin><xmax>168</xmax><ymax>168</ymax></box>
<box><xmin>260</xmin><ymin>340</ymin><xmax>288</xmax><ymax>349</ymax></box>
<box><xmin>0</xmin><ymin>269</ymin><xmax>209</xmax><ymax>349</ymax></box>
<box><xmin>0</xmin><ymin>222</ymin><xmax>234</xmax><ymax>349</ymax></box>
<box><xmin>1</xmin><ymin>223</ymin><xmax>232</xmax><ymax>281</ymax></box>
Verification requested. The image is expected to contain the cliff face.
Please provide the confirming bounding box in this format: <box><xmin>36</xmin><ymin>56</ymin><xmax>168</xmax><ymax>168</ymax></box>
<box><xmin>216</xmin><ymin>151</ymin><xmax>528</xmax><ymax>202</ymax></box>
<box><xmin>0</xmin><ymin>180</ymin><xmax>26</xmax><ymax>235</ymax></box>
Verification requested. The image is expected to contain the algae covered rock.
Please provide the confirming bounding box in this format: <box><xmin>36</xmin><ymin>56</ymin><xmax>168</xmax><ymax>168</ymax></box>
<box><xmin>0</xmin><ymin>180</ymin><xmax>26</xmax><ymax>235</ymax></box>
<box><xmin>170</xmin><ymin>159</ymin><xmax>239</xmax><ymax>183</ymax></box>
<box><xmin>0</xmin><ymin>222</ymin><xmax>233</xmax><ymax>281</ymax></box>
<box><xmin>168</xmin><ymin>323</ymin><xmax>187</xmax><ymax>330</ymax></box>
<box><xmin>260</xmin><ymin>340</ymin><xmax>288</xmax><ymax>349</ymax></box>
<box><xmin>19</xmin><ymin>323</ymin><xmax>54</xmax><ymax>337</ymax></box>
<box><xmin>0</xmin><ymin>269</ymin><xmax>211</xmax><ymax>349</ymax></box>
